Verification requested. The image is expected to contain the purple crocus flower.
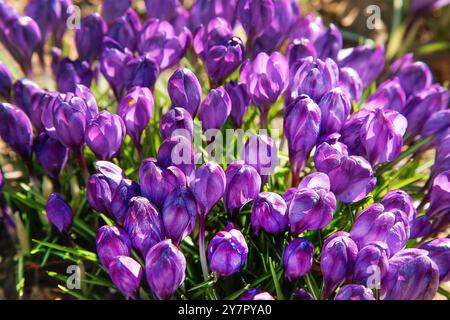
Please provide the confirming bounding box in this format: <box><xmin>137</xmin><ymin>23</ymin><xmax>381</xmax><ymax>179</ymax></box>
<box><xmin>145</xmin><ymin>0</ymin><xmax>189</xmax><ymax>32</ymax></box>
<box><xmin>124</xmin><ymin>196</ymin><xmax>164</xmax><ymax>256</ymax></box>
<box><xmin>334</xmin><ymin>285</ymin><xmax>375</xmax><ymax>300</ymax></box>
<box><xmin>314</xmin><ymin>133</ymin><xmax>349</xmax><ymax>173</ymax></box>
<box><xmin>395</xmin><ymin>61</ymin><xmax>433</xmax><ymax>96</ymax></box>
<box><xmin>102</xmin><ymin>0</ymin><xmax>131</xmax><ymax>25</ymax></box>
<box><xmin>410</xmin><ymin>215</ymin><xmax>433</xmax><ymax>239</ymax></box>
<box><xmin>157</xmin><ymin>135</ymin><xmax>196</xmax><ymax>179</ymax></box>
<box><xmin>242</xmin><ymin>134</ymin><xmax>278</xmax><ymax>176</ymax></box>
<box><xmin>314</xmin><ymin>24</ymin><xmax>342</xmax><ymax>61</ymax></box>
<box><xmin>198</xmin><ymin>87</ymin><xmax>231</xmax><ymax>131</ymax></box>
<box><xmin>381</xmin><ymin>189</ymin><xmax>417</xmax><ymax>222</ymax></box>
<box><xmin>193</xmin><ymin>17</ymin><xmax>233</xmax><ymax>57</ymax></box>
<box><xmin>56</xmin><ymin>58</ymin><xmax>93</xmax><ymax>93</ymax></box>
<box><xmin>145</xmin><ymin>239</ymin><xmax>186</xmax><ymax>300</ymax></box>
<box><xmin>426</xmin><ymin>170</ymin><xmax>450</xmax><ymax>220</ymax></box>
<box><xmin>236</xmin><ymin>0</ymin><xmax>275</xmax><ymax>44</ymax></box>
<box><xmin>0</xmin><ymin>62</ymin><xmax>13</xmax><ymax>99</ymax></box>
<box><xmin>110</xmin><ymin>178</ymin><xmax>141</xmax><ymax>225</ymax></box>
<box><xmin>75</xmin><ymin>13</ymin><xmax>107</xmax><ymax>62</ymax></box>
<box><xmin>419</xmin><ymin>238</ymin><xmax>450</xmax><ymax>282</ymax></box>
<box><xmin>340</xmin><ymin>108</ymin><xmax>371</xmax><ymax>156</ymax></box>
<box><xmin>168</xmin><ymin>68</ymin><xmax>202</xmax><ymax>117</ymax></box>
<box><xmin>293</xmin><ymin>288</ymin><xmax>315</xmax><ymax>300</ymax></box>
<box><xmin>365</xmin><ymin>77</ymin><xmax>406</xmax><ymax>112</ymax></box>
<box><xmin>45</xmin><ymin>193</ymin><xmax>73</xmax><ymax>233</ymax></box>
<box><xmin>353</xmin><ymin>242</ymin><xmax>390</xmax><ymax>287</ymax></box>
<box><xmin>108</xmin><ymin>256</ymin><xmax>143</xmax><ymax>300</ymax></box>
<box><xmin>283</xmin><ymin>238</ymin><xmax>314</xmax><ymax>281</ymax></box>
<box><xmin>225</xmin><ymin>81</ymin><xmax>250</xmax><ymax>128</ymax></box>
<box><xmin>240</xmin><ymin>289</ymin><xmax>275</xmax><ymax>300</ymax></box>
<box><xmin>410</xmin><ymin>0</ymin><xmax>450</xmax><ymax>14</ymax></box>
<box><xmin>224</xmin><ymin>161</ymin><xmax>262</xmax><ymax>215</ymax></box>
<box><xmin>208</xmin><ymin>224</ymin><xmax>248</xmax><ymax>277</ymax></box>
<box><xmin>338</xmin><ymin>67</ymin><xmax>363</xmax><ymax>102</ymax></box>
<box><xmin>189</xmin><ymin>0</ymin><xmax>238</xmax><ymax>30</ymax></box>
<box><xmin>290</xmin><ymin>13</ymin><xmax>325</xmax><ymax>43</ymax></box>
<box><xmin>381</xmin><ymin>249</ymin><xmax>439</xmax><ymax>300</ymax></box>
<box><xmin>251</xmin><ymin>192</ymin><xmax>288</xmax><ymax>235</ymax></box>
<box><xmin>287</xmin><ymin>38</ymin><xmax>317</xmax><ymax>66</ymax></box>
<box><xmin>96</xmin><ymin>225</ymin><xmax>131</xmax><ymax>268</ymax></box>
<box><xmin>160</xmin><ymin>107</ymin><xmax>194</xmax><ymax>141</ymax></box>
<box><xmin>13</xmin><ymin>78</ymin><xmax>40</xmax><ymax>118</ymax></box>
<box><xmin>30</xmin><ymin>91</ymin><xmax>57</xmax><ymax>132</ymax></box>
<box><xmin>318</xmin><ymin>87</ymin><xmax>352</xmax><ymax>139</ymax></box>
<box><xmin>123</xmin><ymin>55</ymin><xmax>160</xmax><ymax>90</ymax></box>
<box><xmin>320</xmin><ymin>232</ymin><xmax>358</xmax><ymax>298</ymax></box>
<box><xmin>34</xmin><ymin>133</ymin><xmax>69</xmax><ymax>181</ymax></box>
<box><xmin>423</xmin><ymin>109</ymin><xmax>450</xmax><ymax>142</ymax></box>
<box><xmin>107</xmin><ymin>8</ymin><xmax>141</xmax><ymax>52</ymax></box>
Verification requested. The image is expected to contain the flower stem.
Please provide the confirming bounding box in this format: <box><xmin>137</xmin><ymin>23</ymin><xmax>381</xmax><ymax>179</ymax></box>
<box><xmin>75</xmin><ymin>147</ymin><xmax>89</xmax><ymax>183</ymax></box>
<box><xmin>198</xmin><ymin>216</ymin><xmax>209</xmax><ymax>281</ymax></box>
<box><xmin>260</xmin><ymin>109</ymin><xmax>269</xmax><ymax>129</ymax></box>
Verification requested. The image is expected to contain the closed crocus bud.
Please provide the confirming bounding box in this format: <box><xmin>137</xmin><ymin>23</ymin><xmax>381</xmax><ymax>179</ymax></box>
<box><xmin>251</xmin><ymin>192</ymin><xmax>288</xmax><ymax>235</ymax></box>
<box><xmin>160</xmin><ymin>107</ymin><xmax>194</xmax><ymax>141</ymax></box>
<box><xmin>396</xmin><ymin>61</ymin><xmax>432</xmax><ymax>96</ymax></box>
<box><xmin>75</xmin><ymin>84</ymin><xmax>98</xmax><ymax>119</ymax></box>
<box><xmin>13</xmin><ymin>78</ymin><xmax>40</xmax><ymax>117</ymax></box>
<box><xmin>224</xmin><ymin>161</ymin><xmax>262</xmax><ymax>215</ymax></box>
<box><xmin>287</xmin><ymin>38</ymin><xmax>317</xmax><ymax>65</ymax></box>
<box><xmin>0</xmin><ymin>103</ymin><xmax>33</xmax><ymax>161</ymax></box>
<box><xmin>338</xmin><ymin>45</ymin><xmax>385</xmax><ymax>88</ymax></box>
<box><xmin>193</xmin><ymin>18</ymin><xmax>234</xmax><ymax>57</ymax></box>
<box><xmin>293</xmin><ymin>288</ymin><xmax>314</xmax><ymax>300</ymax></box>
<box><xmin>87</xmin><ymin>173</ymin><xmax>114</xmax><ymax>214</ymax></box>
<box><xmin>289</xmin><ymin>56</ymin><xmax>338</xmax><ymax>103</ymax></box>
<box><xmin>353</xmin><ymin>242</ymin><xmax>390</xmax><ymax>287</ymax></box>
<box><xmin>242</xmin><ymin>134</ymin><xmax>278</xmax><ymax>176</ymax></box>
<box><xmin>240</xmin><ymin>289</ymin><xmax>275</xmax><ymax>300</ymax></box>
<box><xmin>321</xmin><ymin>232</ymin><xmax>358</xmax><ymax>298</ymax></box>
<box><xmin>290</xmin><ymin>12</ymin><xmax>325</xmax><ymax>43</ymax></box>
<box><xmin>189</xmin><ymin>0</ymin><xmax>237</xmax><ymax>30</ymax></box>
<box><xmin>241</xmin><ymin>52</ymin><xmax>288</xmax><ymax>114</ymax></box>
<box><xmin>45</xmin><ymin>193</ymin><xmax>73</xmax><ymax>233</ymax></box>
<box><xmin>199</xmin><ymin>87</ymin><xmax>231</xmax><ymax>131</ymax></box>
<box><xmin>0</xmin><ymin>62</ymin><xmax>13</xmax><ymax>99</ymax></box>
<box><xmin>237</xmin><ymin>0</ymin><xmax>275</xmax><ymax>40</ymax></box>
<box><xmin>145</xmin><ymin>0</ymin><xmax>189</xmax><ymax>32</ymax></box>
<box><xmin>288</xmin><ymin>173</ymin><xmax>336</xmax><ymax>234</ymax></box>
<box><xmin>423</xmin><ymin>109</ymin><xmax>450</xmax><ymax>141</ymax></box>
<box><xmin>334</xmin><ymin>285</ymin><xmax>375</xmax><ymax>300</ymax></box>
<box><xmin>381</xmin><ymin>249</ymin><xmax>439</xmax><ymax>300</ymax></box>
<box><xmin>95</xmin><ymin>161</ymin><xmax>126</xmax><ymax>186</ymax></box>
<box><xmin>338</xmin><ymin>67</ymin><xmax>363</xmax><ymax>102</ymax></box>
<box><xmin>208</xmin><ymin>224</ymin><xmax>248</xmax><ymax>277</ymax></box>
<box><xmin>137</xmin><ymin>19</ymin><xmax>191</xmax><ymax>71</ymax></box>
<box><xmin>410</xmin><ymin>215</ymin><xmax>432</xmax><ymax>239</ymax></box>
<box><xmin>318</xmin><ymin>87</ymin><xmax>352</xmax><ymax>139</ymax></box>
<box><xmin>365</xmin><ymin>77</ymin><xmax>406</xmax><ymax>112</ymax></box>
<box><xmin>76</xmin><ymin>13</ymin><xmax>107</xmax><ymax>62</ymax></box>
<box><xmin>96</xmin><ymin>225</ymin><xmax>131</xmax><ymax>268</ymax></box>
<box><xmin>145</xmin><ymin>239</ymin><xmax>186</xmax><ymax>300</ymax></box>
<box><xmin>56</xmin><ymin>58</ymin><xmax>93</xmax><ymax>93</ymax></box>
<box><xmin>314</xmin><ymin>24</ymin><xmax>342</xmax><ymax>61</ymax></box>
<box><xmin>107</xmin><ymin>8</ymin><xmax>141</xmax><ymax>52</ymax></box>
<box><xmin>284</xmin><ymin>95</ymin><xmax>321</xmax><ymax>182</ymax></box>
<box><xmin>205</xmin><ymin>36</ymin><xmax>244</xmax><ymax>83</ymax></box>
<box><xmin>350</xmin><ymin>203</ymin><xmax>410</xmax><ymax>255</ymax></box>
<box><xmin>118</xmin><ymin>86</ymin><xmax>154</xmax><ymax>153</ymax></box>
<box><xmin>110</xmin><ymin>179</ymin><xmax>141</xmax><ymax>225</ymax></box>
<box><xmin>314</xmin><ymin>133</ymin><xmax>349</xmax><ymax>173</ymax></box>
<box><xmin>85</xmin><ymin>111</ymin><xmax>126</xmax><ymax>160</ymax></box>
<box><xmin>102</xmin><ymin>0</ymin><xmax>131</xmax><ymax>25</ymax></box>
<box><xmin>139</xmin><ymin>158</ymin><xmax>186</xmax><ymax>209</ymax></box>
<box><xmin>381</xmin><ymin>189</ymin><xmax>416</xmax><ymax>222</ymax></box>
<box><xmin>123</xmin><ymin>55</ymin><xmax>159</xmax><ymax>90</ymax></box>
<box><xmin>124</xmin><ymin>197</ymin><xmax>164</xmax><ymax>256</ymax></box>
<box><xmin>162</xmin><ymin>187</ymin><xmax>197</xmax><ymax>244</ymax></box>
<box><xmin>157</xmin><ymin>135</ymin><xmax>196</xmax><ymax>179</ymax></box>
<box><xmin>225</xmin><ymin>81</ymin><xmax>250</xmax><ymax>128</ymax></box>
<box><xmin>30</xmin><ymin>91</ymin><xmax>58</xmax><ymax>132</ymax></box>
<box><xmin>283</xmin><ymin>238</ymin><xmax>314</xmax><ymax>280</ymax></box>
<box><xmin>340</xmin><ymin>108</ymin><xmax>371</xmax><ymax>156</ymax></box>
<box><xmin>100</xmin><ymin>40</ymin><xmax>132</xmax><ymax>98</ymax></box>
<box><xmin>420</xmin><ymin>238</ymin><xmax>450</xmax><ymax>282</ymax></box>
<box><xmin>35</xmin><ymin>133</ymin><xmax>69</xmax><ymax>180</ymax></box>
<box><xmin>190</xmin><ymin>162</ymin><xmax>226</xmax><ymax>218</ymax></box>
<box><xmin>108</xmin><ymin>256</ymin><xmax>143</xmax><ymax>300</ymax></box>
<box><xmin>168</xmin><ymin>68</ymin><xmax>202</xmax><ymax>117</ymax></box>
<box><xmin>328</xmin><ymin>155</ymin><xmax>377</xmax><ymax>203</ymax></box>
<box><xmin>427</xmin><ymin>170</ymin><xmax>450</xmax><ymax>220</ymax></box>
<box><xmin>360</xmin><ymin>108</ymin><xmax>408</xmax><ymax>166</ymax></box>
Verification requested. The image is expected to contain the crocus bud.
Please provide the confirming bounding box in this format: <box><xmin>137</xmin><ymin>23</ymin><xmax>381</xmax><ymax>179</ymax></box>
<box><xmin>0</xmin><ymin>103</ymin><xmax>33</xmax><ymax>161</ymax></box>
<box><xmin>56</xmin><ymin>58</ymin><xmax>93</xmax><ymax>93</ymax></box>
<box><xmin>208</xmin><ymin>224</ymin><xmax>248</xmax><ymax>277</ymax></box>
<box><xmin>293</xmin><ymin>288</ymin><xmax>314</xmax><ymax>300</ymax></box>
<box><xmin>396</xmin><ymin>61</ymin><xmax>432</xmax><ymax>96</ymax></box>
<box><xmin>45</xmin><ymin>193</ymin><xmax>73</xmax><ymax>233</ymax></box>
<box><xmin>242</xmin><ymin>134</ymin><xmax>278</xmax><ymax>176</ymax></box>
<box><xmin>168</xmin><ymin>68</ymin><xmax>202</xmax><ymax>117</ymax></box>
<box><xmin>189</xmin><ymin>0</ymin><xmax>237</xmax><ymax>30</ymax></box>
<box><xmin>318</xmin><ymin>87</ymin><xmax>352</xmax><ymax>139</ymax></box>
<box><xmin>283</xmin><ymin>187</ymin><xmax>296</xmax><ymax>207</ymax></box>
<box><xmin>284</xmin><ymin>95</ymin><xmax>321</xmax><ymax>181</ymax></box>
<box><xmin>124</xmin><ymin>197</ymin><xmax>164</xmax><ymax>256</ymax></box>
<box><xmin>350</xmin><ymin>203</ymin><xmax>410</xmax><ymax>256</ymax></box>
<box><xmin>117</xmin><ymin>86</ymin><xmax>154</xmax><ymax>152</ymax></box>
<box><xmin>252</xmin><ymin>192</ymin><xmax>288</xmax><ymax>235</ymax></box>
<box><xmin>365</xmin><ymin>77</ymin><xmax>406</xmax><ymax>112</ymax></box>
<box><xmin>240</xmin><ymin>289</ymin><xmax>275</xmax><ymax>300</ymax></box>
<box><xmin>145</xmin><ymin>239</ymin><xmax>186</xmax><ymax>300</ymax></box>
<box><xmin>30</xmin><ymin>91</ymin><xmax>57</xmax><ymax>132</ymax></box>
<box><xmin>87</xmin><ymin>173</ymin><xmax>114</xmax><ymax>214</ymax></box>
<box><xmin>381</xmin><ymin>189</ymin><xmax>416</xmax><ymax>222</ymax></box>
<box><xmin>360</xmin><ymin>108</ymin><xmax>407</xmax><ymax>166</ymax></box>
<box><xmin>85</xmin><ymin>111</ymin><xmax>126</xmax><ymax>160</ymax></box>
<box><xmin>102</xmin><ymin>0</ymin><xmax>131</xmax><ymax>25</ymax></box>
<box><xmin>283</xmin><ymin>238</ymin><xmax>314</xmax><ymax>281</ymax></box>
<box><xmin>327</xmin><ymin>155</ymin><xmax>377</xmax><ymax>203</ymax></box>
<box><xmin>237</xmin><ymin>0</ymin><xmax>275</xmax><ymax>40</ymax></box>
<box><xmin>157</xmin><ymin>135</ymin><xmax>195</xmax><ymax>179</ymax></box>
<box><xmin>224</xmin><ymin>161</ymin><xmax>262</xmax><ymax>215</ymax></box>
<box><xmin>108</xmin><ymin>256</ymin><xmax>142</xmax><ymax>299</ymax></box>
<box><xmin>110</xmin><ymin>179</ymin><xmax>141</xmax><ymax>225</ymax></box>
<box><xmin>427</xmin><ymin>170</ymin><xmax>450</xmax><ymax>220</ymax></box>
<box><xmin>76</xmin><ymin>13</ymin><xmax>107</xmax><ymax>62</ymax></box>
<box><xmin>190</xmin><ymin>162</ymin><xmax>226</xmax><ymax>218</ymax></box>
<box><xmin>340</xmin><ymin>108</ymin><xmax>371</xmax><ymax>156</ymax></box>
<box><xmin>287</xmin><ymin>38</ymin><xmax>317</xmax><ymax>65</ymax></box>
<box><xmin>225</xmin><ymin>81</ymin><xmax>250</xmax><ymax>128</ymax></box>
<box><xmin>107</xmin><ymin>8</ymin><xmax>141</xmax><ymax>52</ymax></box>
<box><xmin>240</xmin><ymin>51</ymin><xmax>289</xmax><ymax>111</ymax></box>
<box><xmin>314</xmin><ymin>133</ymin><xmax>349</xmax><ymax>173</ymax></box>
<box><xmin>199</xmin><ymin>87</ymin><xmax>231</xmax><ymax>131</ymax></box>
<box><xmin>96</xmin><ymin>225</ymin><xmax>131</xmax><ymax>268</ymax></box>
<box><xmin>381</xmin><ymin>249</ymin><xmax>439</xmax><ymax>300</ymax></box>
<box><xmin>321</xmin><ymin>232</ymin><xmax>358</xmax><ymax>298</ymax></box>
<box><xmin>193</xmin><ymin>18</ymin><xmax>234</xmax><ymax>57</ymax></box>
<box><xmin>100</xmin><ymin>40</ymin><xmax>132</xmax><ymax>98</ymax></box>
<box><xmin>145</xmin><ymin>0</ymin><xmax>189</xmax><ymax>32</ymax></box>
<box><xmin>160</xmin><ymin>107</ymin><xmax>194</xmax><ymax>141</ymax></box>
<box><xmin>95</xmin><ymin>161</ymin><xmax>126</xmax><ymax>187</ymax></box>
<box><xmin>0</xmin><ymin>62</ymin><xmax>13</xmax><ymax>99</ymax></box>
<box><xmin>35</xmin><ymin>133</ymin><xmax>69</xmax><ymax>180</ymax></box>
<box><xmin>314</xmin><ymin>24</ymin><xmax>342</xmax><ymax>61</ymax></box>
<box><xmin>334</xmin><ymin>285</ymin><xmax>375</xmax><ymax>300</ymax></box>
<box><xmin>420</xmin><ymin>238</ymin><xmax>450</xmax><ymax>282</ymax></box>
<box><xmin>288</xmin><ymin>173</ymin><xmax>336</xmax><ymax>234</ymax></box>
<box><xmin>338</xmin><ymin>67</ymin><xmax>363</xmax><ymax>102</ymax></box>
<box><xmin>410</xmin><ymin>215</ymin><xmax>432</xmax><ymax>239</ymax></box>
<box><xmin>123</xmin><ymin>55</ymin><xmax>159</xmax><ymax>90</ymax></box>
<box><xmin>353</xmin><ymin>242</ymin><xmax>390</xmax><ymax>286</ymax></box>
<box><xmin>205</xmin><ymin>36</ymin><xmax>244</xmax><ymax>83</ymax></box>
<box><xmin>338</xmin><ymin>45</ymin><xmax>385</xmax><ymax>88</ymax></box>
<box><xmin>290</xmin><ymin>12</ymin><xmax>325</xmax><ymax>43</ymax></box>
<box><xmin>162</xmin><ymin>187</ymin><xmax>197</xmax><ymax>244</ymax></box>
<box><xmin>139</xmin><ymin>158</ymin><xmax>186</xmax><ymax>210</ymax></box>
<box><xmin>13</xmin><ymin>78</ymin><xmax>40</xmax><ymax>117</ymax></box>
<box><xmin>423</xmin><ymin>109</ymin><xmax>450</xmax><ymax>141</ymax></box>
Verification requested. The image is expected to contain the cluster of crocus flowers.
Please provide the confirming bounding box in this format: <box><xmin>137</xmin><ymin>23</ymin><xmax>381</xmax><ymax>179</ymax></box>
<box><xmin>0</xmin><ymin>0</ymin><xmax>448</xmax><ymax>301</ymax></box>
